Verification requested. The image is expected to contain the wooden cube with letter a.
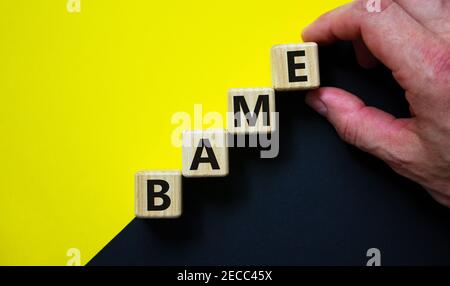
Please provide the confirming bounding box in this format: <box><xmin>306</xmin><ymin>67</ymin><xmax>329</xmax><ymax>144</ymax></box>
<box><xmin>228</xmin><ymin>88</ymin><xmax>276</xmax><ymax>134</ymax></box>
<box><xmin>271</xmin><ymin>42</ymin><xmax>320</xmax><ymax>91</ymax></box>
<box><xmin>182</xmin><ymin>130</ymin><xmax>228</xmax><ymax>177</ymax></box>
<box><xmin>135</xmin><ymin>170</ymin><xmax>182</xmax><ymax>218</ymax></box>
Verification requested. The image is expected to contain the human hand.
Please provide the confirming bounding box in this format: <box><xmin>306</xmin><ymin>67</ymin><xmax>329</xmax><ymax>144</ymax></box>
<box><xmin>303</xmin><ymin>0</ymin><xmax>450</xmax><ymax>206</ymax></box>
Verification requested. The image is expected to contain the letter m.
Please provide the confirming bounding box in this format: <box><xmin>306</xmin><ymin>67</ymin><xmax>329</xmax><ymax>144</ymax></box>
<box><xmin>233</xmin><ymin>94</ymin><xmax>270</xmax><ymax>128</ymax></box>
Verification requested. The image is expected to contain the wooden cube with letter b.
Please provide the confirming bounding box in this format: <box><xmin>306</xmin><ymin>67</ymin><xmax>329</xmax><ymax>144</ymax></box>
<box><xmin>228</xmin><ymin>88</ymin><xmax>276</xmax><ymax>134</ymax></box>
<box><xmin>271</xmin><ymin>42</ymin><xmax>320</xmax><ymax>91</ymax></box>
<box><xmin>135</xmin><ymin>170</ymin><xmax>182</xmax><ymax>218</ymax></box>
<box><xmin>182</xmin><ymin>129</ymin><xmax>229</xmax><ymax>177</ymax></box>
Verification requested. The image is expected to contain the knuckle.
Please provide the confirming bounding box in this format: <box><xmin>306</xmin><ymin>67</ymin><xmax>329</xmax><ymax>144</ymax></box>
<box><xmin>443</xmin><ymin>0</ymin><xmax>450</xmax><ymax>12</ymax></box>
<box><xmin>385</xmin><ymin>132</ymin><xmax>423</xmax><ymax>174</ymax></box>
<box><xmin>337</xmin><ymin>107</ymin><xmax>376</xmax><ymax>150</ymax></box>
<box><xmin>339</xmin><ymin>114</ymin><xmax>361</xmax><ymax>146</ymax></box>
<box><xmin>422</xmin><ymin>43</ymin><xmax>450</xmax><ymax>85</ymax></box>
<box><xmin>352</xmin><ymin>0</ymin><xmax>367</xmax><ymax>12</ymax></box>
<box><xmin>387</xmin><ymin>152</ymin><xmax>415</xmax><ymax>173</ymax></box>
<box><xmin>355</xmin><ymin>0</ymin><xmax>395</xmax><ymax>15</ymax></box>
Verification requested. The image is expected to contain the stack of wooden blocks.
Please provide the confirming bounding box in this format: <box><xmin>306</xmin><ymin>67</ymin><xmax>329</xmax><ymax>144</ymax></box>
<box><xmin>135</xmin><ymin>43</ymin><xmax>320</xmax><ymax>218</ymax></box>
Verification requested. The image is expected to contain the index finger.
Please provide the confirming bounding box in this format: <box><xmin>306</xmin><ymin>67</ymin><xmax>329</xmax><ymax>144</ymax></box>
<box><xmin>302</xmin><ymin>0</ymin><xmax>447</xmax><ymax>96</ymax></box>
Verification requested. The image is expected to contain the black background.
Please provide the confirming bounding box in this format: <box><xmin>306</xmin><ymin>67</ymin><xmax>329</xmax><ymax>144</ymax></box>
<box><xmin>89</xmin><ymin>42</ymin><xmax>450</xmax><ymax>266</ymax></box>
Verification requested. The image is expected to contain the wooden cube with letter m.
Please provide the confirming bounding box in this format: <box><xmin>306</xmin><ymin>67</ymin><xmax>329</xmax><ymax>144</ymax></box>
<box><xmin>228</xmin><ymin>88</ymin><xmax>276</xmax><ymax>134</ymax></box>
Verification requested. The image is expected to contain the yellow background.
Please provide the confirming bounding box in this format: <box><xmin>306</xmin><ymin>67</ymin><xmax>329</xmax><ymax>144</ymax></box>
<box><xmin>0</xmin><ymin>0</ymin><xmax>348</xmax><ymax>265</ymax></box>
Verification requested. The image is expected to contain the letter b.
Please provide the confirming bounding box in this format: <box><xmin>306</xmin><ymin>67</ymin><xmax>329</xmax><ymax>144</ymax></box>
<box><xmin>147</xmin><ymin>180</ymin><xmax>171</xmax><ymax>211</ymax></box>
<box><xmin>135</xmin><ymin>171</ymin><xmax>182</xmax><ymax>218</ymax></box>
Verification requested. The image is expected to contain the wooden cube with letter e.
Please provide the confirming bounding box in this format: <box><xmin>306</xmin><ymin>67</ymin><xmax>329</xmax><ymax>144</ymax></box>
<box><xmin>182</xmin><ymin>129</ymin><xmax>229</xmax><ymax>177</ymax></box>
<box><xmin>228</xmin><ymin>88</ymin><xmax>276</xmax><ymax>134</ymax></box>
<box><xmin>271</xmin><ymin>42</ymin><xmax>320</xmax><ymax>91</ymax></box>
<box><xmin>135</xmin><ymin>170</ymin><xmax>182</xmax><ymax>218</ymax></box>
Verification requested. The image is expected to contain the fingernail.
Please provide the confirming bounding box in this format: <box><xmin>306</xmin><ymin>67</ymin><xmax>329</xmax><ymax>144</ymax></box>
<box><xmin>305</xmin><ymin>92</ymin><xmax>328</xmax><ymax>116</ymax></box>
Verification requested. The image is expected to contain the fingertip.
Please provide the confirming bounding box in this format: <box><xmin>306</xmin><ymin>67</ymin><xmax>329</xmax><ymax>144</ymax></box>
<box><xmin>305</xmin><ymin>89</ymin><xmax>328</xmax><ymax>117</ymax></box>
<box><xmin>301</xmin><ymin>25</ymin><xmax>313</xmax><ymax>42</ymax></box>
<box><xmin>307</xmin><ymin>87</ymin><xmax>345</xmax><ymax>100</ymax></box>
<box><xmin>305</xmin><ymin>88</ymin><xmax>320</xmax><ymax>98</ymax></box>
<box><xmin>307</xmin><ymin>87</ymin><xmax>365</xmax><ymax>113</ymax></box>
<box><xmin>301</xmin><ymin>23</ymin><xmax>330</xmax><ymax>44</ymax></box>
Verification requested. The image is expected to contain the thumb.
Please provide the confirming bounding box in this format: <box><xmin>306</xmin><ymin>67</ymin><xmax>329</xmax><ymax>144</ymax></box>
<box><xmin>305</xmin><ymin>87</ymin><xmax>415</xmax><ymax>163</ymax></box>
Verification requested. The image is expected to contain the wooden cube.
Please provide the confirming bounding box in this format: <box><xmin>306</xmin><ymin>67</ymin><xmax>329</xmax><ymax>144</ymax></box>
<box><xmin>135</xmin><ymin>170</ymin><xmax>182</xmax><ymax>218</ymax></box>
<box><xmin>228</xmin><ymin>88</ymin><xmax>276</xmax><ymax>134</ymax></box>
<box><xmin>182</xmin><ymin>130</ymin><xmax>228</xmax><ymax>177</ymax></box>
<box><xmin>271</xmin><ymin>42</ymin><xmax>320</xmax><ymax>91</ymax></box>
